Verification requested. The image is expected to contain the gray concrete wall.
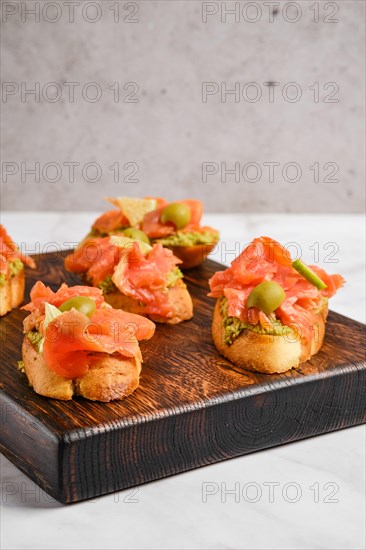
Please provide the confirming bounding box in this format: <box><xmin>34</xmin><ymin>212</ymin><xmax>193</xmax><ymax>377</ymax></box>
<box><xmin>1</xmin><ymin>0</ymin><xmax>365</xmax><ymax>212</ymax></box>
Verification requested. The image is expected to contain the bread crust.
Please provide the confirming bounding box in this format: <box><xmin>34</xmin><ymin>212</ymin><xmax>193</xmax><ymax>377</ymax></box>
<box><xmin>22</xmin><ymin>337</ymin><xmax>74</xmax><ymax>400</ymax></box>
<box><xmin>10</xmin><ymin>270</ymin><xmax>25</xmax><ymax>308</ymax></box>
<box><xmin>104</xmin><ymin>280</ymin><xmax>193</xmax><ymax>324</ymax></box>
<box><xmin>164</xmin><ymin>242</ymin><xmax>217</xmax><ymax>269</ymax></box>
<box><xmin>104</xmin><ymin>291</ymin><xmax>146</xmax><ymax>316</ymax></box>
<box><xmin>22</xmin><ymin>337</ymin><xmax>142</xmax><ymax>402</ymax></box>
<box><xmin>212</xmin><ymin>300</ymin><xmax>328</xmax><ymax>374</ymax></box>
<box><xmin>0</xmin><ymin>268</ymin><xmax>25</xmax><ymax>316</ymax></box>
<box><xmin>0</xmin><ymin>281</ymin><xmax>12</xmax><ymax>316</ymax></box>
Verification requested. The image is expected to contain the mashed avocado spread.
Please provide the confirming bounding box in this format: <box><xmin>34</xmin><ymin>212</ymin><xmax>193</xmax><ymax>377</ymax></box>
<box><xmin>27</xmin><ymin>331</ymin><xmax>44</xmax><ymax>353</ymax></box>
<box><xmin>0</xmin><ymin>260</ymin><xmax>24</xmax><ymax>286</ymax></box>
<box><xmin>98</xmin><ymin>275</ymin><xmax>117</xmax><ymax>294</ymax></box>
<box><xmin>166</xmin><ymin>267</ymin><xmax>183</xmax><ymax>287</ymax></box>
<box><xmin>17</xmin><ymin>360</ymin><xmax>25</xmax><ymax>372</ymax></box>
<box><xmin>219</xmin><ymin>297</ymin><xmax>293</xmax><ymax>345</ymax></box>
<box><xmin>156</xmin><ymin>230</ymin><xmax>219</xmax><ymax>247</ymax></box>
<box><xmin>9</xmin><ymin>259</ymin><xmax>24</xmax><ymax>277</ymax></box>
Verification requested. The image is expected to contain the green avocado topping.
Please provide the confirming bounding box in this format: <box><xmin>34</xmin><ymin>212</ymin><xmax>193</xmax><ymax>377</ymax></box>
<box><xmin>220</xmin><ymin>297</ymin><xmax>293</xmax><ymax>345</ymax></box>
<box><xmin>27</xmin><ymin>331</ymin><xmax>44</xmax><ymax>353</ymax></box>
<box><xmin>0</xmin><ymin>273</ymin><xmax>6</xmax><ymax>287</ymax></box>
<box><xmin>98</xmin><ymin>275</ymin><xmax>117</xmax><ymax>294</ymax></box>
<box><xmin>166</xmin><ymin>267</ymin><xmax>184</xmax><ymax>288</ymax></box>
<box><xmin>156</xmin><ymin>230</ymin><xmax>219</xmax><ymax>248</ymax></box>
<box><xmin>17</xmin><ymin>360</ymin><xmax>25</xmax><ymax>372</ymax></box>
<box><xmin>9</xmin><ymin>259</ymin><xmax>24</xmax><ymax>277</ymax></box>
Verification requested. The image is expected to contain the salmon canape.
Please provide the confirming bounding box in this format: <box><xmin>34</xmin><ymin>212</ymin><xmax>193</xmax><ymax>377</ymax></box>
<box><xmin>209</xmin><ymin>236</ymin><xmax>344</xmax><ymax>374</ymax></box>
<box><xmin>21</xmin><ymin>282</ymin><xmax>155</xmax><ymax>401</ymax></box>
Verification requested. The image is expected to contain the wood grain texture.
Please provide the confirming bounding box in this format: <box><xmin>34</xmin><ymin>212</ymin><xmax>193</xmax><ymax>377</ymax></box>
<box><xmin>1</xmin><ymin>251</ymin><xmax>365</xmax><ymax>503</ymax></box>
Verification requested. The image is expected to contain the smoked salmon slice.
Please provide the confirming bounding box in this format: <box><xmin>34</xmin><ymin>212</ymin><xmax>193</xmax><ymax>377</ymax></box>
<box><xmin>92</xmin><ymin>210</ymin><xmax>130</xmax><ymax>234</ymax></box>
<box><xmin>64</xmin><ymin>237</ymin><xmax>122</xmax><ymax>282</ymax></box>
<box><xmin>65</xmin><ymin>237</ymin><xmax>183</xmax><ymax>318</ymax></box>
<box><xmin>111</xmin><ymin>243</ymin><xmax>181</xmax><ymax>317</ymax></box>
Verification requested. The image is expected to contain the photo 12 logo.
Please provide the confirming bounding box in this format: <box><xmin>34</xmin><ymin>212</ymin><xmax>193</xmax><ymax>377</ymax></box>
<box><xmin>1</xmin><ymin>1</ymin><xmax>140</xmax><ymax>24</ymax></box>
<box><xmin>201</xmin><ymin>2</ymin><xmax>340</xmax><ymax>24</ymax></box>
<box><xmin>1</xmin><ymin>479</ymin><xmax>139</xmax><ymax>504</ymax></box>
<box><xmin>201</xmin><ymin>481</ymin><xmax>340</xmax><ymax>503</ymax></box>
<box><xmin>202</xmin><ymin>161</ymin><xmax>340</xmax><ymax>185</ymax></box>
<box><xmin>2</xmin><ymin>81</ymin><xmax>140</xmax><ymax>104</ymax></box>
<box><xmin>202</xmin><ymin>82</ymin><xmax>340</xmax><ymax>103</ymax></box>
<box><xmin>209</xmin><ymin>239</ymin><xmax>340</xmax><ymax>266</ymax></box>
<box><xmin>1</xmin><ymin>160</ymin><xmax>139</xmax><ymax>184</ymax></box>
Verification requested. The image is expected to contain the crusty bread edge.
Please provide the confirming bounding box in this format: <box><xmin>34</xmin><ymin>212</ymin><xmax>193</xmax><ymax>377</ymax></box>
<box><xmin>212</xmin><ymin>300</ymin><xmax>328</xmax><ymax>374</ymax></box>
<box><xmin>22</xmin><ymin>337</ymin><xmax>142</xmax><ymax>402</ymax></box>
<box><xmin>0</xmin><ymin>269</ymin><xmax>25</xmax><ymax>316</ymax></box>
<box><xmin>164</xmin><ymin>242</ymin><xmax>217</xmax><ymax>269</ymax></box>
<box><xmin>10</xmin><ymin>270</ymin><xmax>25</xmax><ymax>308</ymax></box>
<box><xmin>0</xmin><ymin>281</ymin><xmax>12</xmax><ymax>316</ymax></box>
<box><xmin>105</xmin><ymin>279</ymin><xmax>193</xmax><ymax>324</ymax></box>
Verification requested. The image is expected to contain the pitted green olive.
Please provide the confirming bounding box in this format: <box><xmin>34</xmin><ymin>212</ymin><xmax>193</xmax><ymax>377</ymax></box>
<box><xmin>160</xmin><ymin>203</ymin><xmax>191</xmax><ymax>230</ymax></box>
<box><xmin>59</xmin><ymin>296</ymin><xmax>96</xmax><ymax>317</ymax></box>
<box><xmin>247</xmin><ymin>281</ymin><xmax>285</xmax><ymax>315</ymax></box>
<box><xmin>123</xmin><ymin>228</ymin><xmax>150</xmax><ymax>245</ymax></box>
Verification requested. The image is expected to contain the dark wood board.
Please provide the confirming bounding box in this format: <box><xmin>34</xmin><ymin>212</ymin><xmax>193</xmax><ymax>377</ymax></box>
<box><xmin>0</xmin><ymin>250</ymin><xmax>365</xmax><ymax>504</ymax></box>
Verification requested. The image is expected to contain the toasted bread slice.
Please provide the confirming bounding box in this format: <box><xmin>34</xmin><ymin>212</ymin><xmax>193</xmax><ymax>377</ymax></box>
<box><xmin>22</xmin><ymin>337</ymin><xmax>74</xmax><ymax>400</ymax></box>
<box><xmin>0</xmin><ymin>280</ymin><xmax>12</xmax><ymax>316</ymax></box>
<box><xmin>104</xmin><ymin>279</ymin><xmax>193</xmax><ymax>324</ymax></box>
<box><xmin>22</xmin><ymin>337</ymin><xmax>142</xmax><ymax>402</ymax></box>
<box><xmin>10</xmin><ymin>270</ymin><xmax>25</xmax><ymax>308</ymax></box>
<box><xmin>74</xmin><ymin>354</ymin><xmax>141</xmax><ymax>402</ymax></box>
<box><xmin>0</xmin><ymin>267</ymin><xmax>25</xmax><ymax>316</ymax></box>
<box><xmin>149</xmin><ymin>280</ymin><xmax>193</xmax><ymax>324</ymax></box>
<box><xmin>212</xmin><ymin>300</ymin><xmax>327</xmax><ymax>374</ymax></box>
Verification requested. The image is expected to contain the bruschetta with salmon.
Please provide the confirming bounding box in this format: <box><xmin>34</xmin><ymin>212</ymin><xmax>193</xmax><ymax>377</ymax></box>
<box><xmin>0</xmin><ymin>225</ymin><xmax>35</xmax><ymax>316</ymax></box>
<box><xmin>209</xmin><ymin>236</ymin><xmax>344</xmax><ymax>374</ymax></box>
<box><xmin>21</xmin><ymin>282</ymin><xmax>155</xmax><ymax>401</ymax></box>
<box><xmin>89</xmin><ymin>196</ymin><xmax>219</xmax><ymax>269</ymax></box>
<box><xmin>64</xmin><ymin>236</ymin><xmax>193</xmax><ymax>324</ymax></box>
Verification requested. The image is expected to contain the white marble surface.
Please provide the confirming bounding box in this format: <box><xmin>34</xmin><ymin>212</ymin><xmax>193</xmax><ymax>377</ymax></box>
<box><xmin>1</xmin><ymin>212</ymin><xmax>365</xmax><ymax>550</ymax></box>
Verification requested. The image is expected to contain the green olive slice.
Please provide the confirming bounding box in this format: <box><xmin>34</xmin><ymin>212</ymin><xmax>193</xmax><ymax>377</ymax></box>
<box><xmin>247</xmin><ymin>281</ymin><xmax>286</xmax><ymax>315</ymax></box>
<box><xmin>59</xmin><ymin>296</ymin><xmax>97</xmax><ymax>317</ymax></box>
<box><xmin>123</xmin><ymin>228</ymin><xmax>150</xmax><ymax>245</ymax></box>
<box><xmin>160</xmin><ymin>203</ymin><xmax>191</xmax><ymax>230</ymax></box>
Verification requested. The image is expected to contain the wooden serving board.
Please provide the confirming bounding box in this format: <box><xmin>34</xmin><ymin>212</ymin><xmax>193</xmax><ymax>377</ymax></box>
<box><xmin>1</xmin><ymin>251</ymin><xmax>365</xmax><ymax>504</ymax></box>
